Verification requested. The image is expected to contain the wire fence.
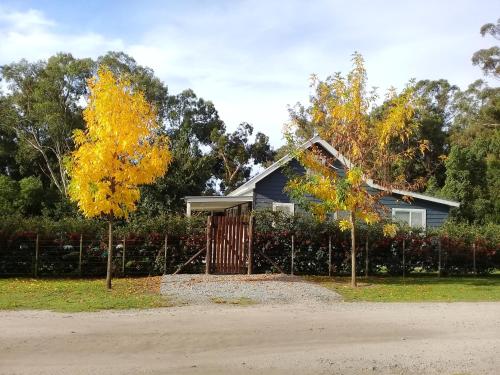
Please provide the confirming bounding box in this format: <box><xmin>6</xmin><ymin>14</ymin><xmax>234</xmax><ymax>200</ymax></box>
<box><xmin>0</xmin><ymin>232</ymin><xmax>206</xmax><ymax>277</ymax></box>
<box><xmin>0</xmin><ymin>230</ymin><xmax>498</xmax><ymax>278</ymax></box>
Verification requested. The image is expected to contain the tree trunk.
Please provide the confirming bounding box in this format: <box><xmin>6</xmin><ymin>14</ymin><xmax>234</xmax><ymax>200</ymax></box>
<box><xmin>106</xmin><ymin>220</ymin><xmax>113</xmax><ymax>290</ymax></box>
<box><xmin>350</xmin><ymin>212</ymin><xmax>357</xmax><ymax>287</ymax></box>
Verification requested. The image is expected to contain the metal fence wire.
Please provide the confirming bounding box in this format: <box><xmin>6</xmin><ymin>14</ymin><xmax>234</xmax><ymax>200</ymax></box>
<box><xmin>0</xmin><ymin>231</ymin><xmax>497</xmax><ymax>277</ymax></box>
<box><xmin>0</xmin><ymin>232</ymin><xmax>207</xmax><ymax>277</ymax></box>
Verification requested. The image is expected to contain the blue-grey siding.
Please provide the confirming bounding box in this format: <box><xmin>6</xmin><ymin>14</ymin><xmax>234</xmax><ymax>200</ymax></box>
<box><xmin>254</xmin><ymin>159</ymin><xmax>451</xmax><ymax>228</ymax></box>
<box><xmin>254</xmin><ymin>159</ymin><xmax>304</xmax><ymax>208</ymax></box>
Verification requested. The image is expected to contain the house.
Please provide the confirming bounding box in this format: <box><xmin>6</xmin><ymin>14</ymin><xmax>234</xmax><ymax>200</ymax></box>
<box><xmin>185</xmin><ymin>136</ymin><xmax>460</xmax><ymax>229</ymax></box>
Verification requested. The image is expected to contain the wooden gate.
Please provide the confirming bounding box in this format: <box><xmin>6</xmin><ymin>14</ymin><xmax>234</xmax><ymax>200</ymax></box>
<box><xmin>206</xmin><ymin>215</ymin><xmax>253</xmax><ymax>274</ymax></box>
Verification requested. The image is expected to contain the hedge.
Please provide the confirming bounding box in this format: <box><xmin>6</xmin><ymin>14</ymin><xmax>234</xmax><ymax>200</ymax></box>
<box><xmin>0</xmin><ymin>212</ymin><xmax>498</xmax><ymax>277</ymax></box>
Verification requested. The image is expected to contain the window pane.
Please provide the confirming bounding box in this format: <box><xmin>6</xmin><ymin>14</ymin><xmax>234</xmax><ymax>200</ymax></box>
<box><xmin>274</xmin><ymin>203</ymin><xmax>294</xmax><ymax>215</ymax></box>
<box><xmin>336</xmin><ymin>211</ymin><xmax>350</xmax><ymax>219</ymax></box>
<box><xmin>393</xmin><ymin>211</ymin><xmax>410</xmax><ymax>225</ymax></box>
<box><xmin>410</xmin><ymin>211</ymin><xmax>424</xmax><ymax>228</ymax></box>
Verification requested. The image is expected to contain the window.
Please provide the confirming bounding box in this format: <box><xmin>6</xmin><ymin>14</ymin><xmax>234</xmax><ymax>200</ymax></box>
<box><xmin>392</xmin><ymin>208</ymin><xmax>426</xmax><ymax>229</ymax></box>
<box><xmin>272</xmin><ymin>202</ymin><xmax>295</xmax><ymax>215</ymax></box>
<box><xmin>334</xmin><ymin>211</ymin><xmax>350</xmax><ymax>220</ymax></box>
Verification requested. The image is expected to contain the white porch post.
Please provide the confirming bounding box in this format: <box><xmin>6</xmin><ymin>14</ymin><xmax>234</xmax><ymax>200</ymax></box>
<box><xmin>186</xmin><ymin>202</ymin><xmax>192</xmax><ymax>217</ymax></box>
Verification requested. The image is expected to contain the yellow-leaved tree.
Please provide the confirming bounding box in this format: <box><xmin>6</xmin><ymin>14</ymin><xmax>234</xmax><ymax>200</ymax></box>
<box><xmin>286</xmin><ymin>53</ymin><xmax>427</xmax><ymax>287</ymax></box>
<box><xmin>67</xmin><ymin>67</ymin><xmax>172</xmax><ymax>289</ymax></box>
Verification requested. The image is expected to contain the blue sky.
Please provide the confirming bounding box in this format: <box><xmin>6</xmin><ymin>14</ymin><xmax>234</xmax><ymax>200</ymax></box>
<box><xmin>0</xmin><ymin>0</ymin><xmax>498</xmax><ymax>146</ymax></box>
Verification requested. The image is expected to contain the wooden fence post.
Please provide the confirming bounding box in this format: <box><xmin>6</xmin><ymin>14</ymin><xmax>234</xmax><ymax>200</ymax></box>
<box><xmin>34</xmin><ymin>233</ymin><xmax>39</xmax><ymax>278</ymax></box>
<box><xmin>247</xmin><ymin>215</ymin><xmax>254</xmax><ymax>275</ymax></box>
<box><xmin>437</xmin><ymin>237</ymin><xmax>442</xmax><ymax>278</ymax></box>
<box><xmin>328</xmin><ymin>235</ymin><xmax>332</xmax><ymax>277</ymax></box>
<box><xmin>78</xmin><ymin>234</ymin><xmax>83</xmax><ymax>276</ymax></box>
<box><xmin>205</xmin><ymin>216</ymin><xmax>212</xmax><ymax>275</ymax></box>
<box><xmin>291</xmin><ymin>234</ymin><xmax>295</xmax><ymax>276</ymax></box>
<box><xmin>122</xmin><ymin>237</ymin><xmax>126</xmax><ymax>276</ymax></box>
<box><xmin>472</xmin><ymin>242</ymin><xmax>477</xmax><ymax>275</ymax></box>
<box><xmin>402</xmin><ymin>238</ymin><xmax>406</xmax><ymax>281</ymax></box>
<box><xmin>164</xmin><ymin>233</ymin><xmax>169</xmax><ymax>275</ymax></box>
<box><xmin>365</xmin><ymin>237</ymin><xmax>369</xmax><ymax>278</ymax></box>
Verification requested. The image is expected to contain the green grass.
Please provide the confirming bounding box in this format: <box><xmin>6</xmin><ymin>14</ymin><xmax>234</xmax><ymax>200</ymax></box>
<box><xmin>0</xmin><ymin>277</ymin><xmax>173</xmax><ymax>312</ymax></box>
<box><xmin>307</xmin><ymin>275</ymin><xmax>500</xmax><ymax>302</ymax></box>
<box><xmin>210</xmin><ymin>296</ymin><xmax>255</xmax><ymax>305</ymax></box>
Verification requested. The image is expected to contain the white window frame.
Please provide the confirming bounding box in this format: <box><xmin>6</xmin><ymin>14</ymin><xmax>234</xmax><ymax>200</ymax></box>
<box><xmin>392</xmin><ymin>208</ymin><xmax>426</xmax><ymax>229</ymax></box>
<box><xmin>272</xmin><ymin>202</ymin><xmax>295</xmax><ymax>216</ymax></box>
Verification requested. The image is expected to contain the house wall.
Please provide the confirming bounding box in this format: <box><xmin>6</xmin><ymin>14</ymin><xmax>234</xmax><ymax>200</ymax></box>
<box><xmin>254</xmin><ymin>159</ymin><xmax>304</xmax><ymax>208</ymax></box>
<box><xmin>253</xmin><ymin>159</ymin><xmax>451</xmax><ymax>228</ymax></box>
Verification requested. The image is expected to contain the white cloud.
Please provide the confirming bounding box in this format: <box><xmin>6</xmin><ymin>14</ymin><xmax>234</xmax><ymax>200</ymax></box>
<box><xmin>0</xmin><ymin>6</ymin><xmax>123</xmax><ymax>63</ymax></box>
<box><xmin>0</xmin><ymin>1</ymin><xmax>497</xmax><ymax>147</ymax></box>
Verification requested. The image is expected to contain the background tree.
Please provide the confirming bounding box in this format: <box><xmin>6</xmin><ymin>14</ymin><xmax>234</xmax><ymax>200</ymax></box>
<box><xmin>1</xmin><ymin>54</ymin><xmax>93</xmax><ymax>196</ymax></box>
<box><xmin>442</xmin><ymin>80</ymin><xmax>500</xmax><ymax>223</ymax></box>
<box><xmin>67</xmin><ymin>67</ymin><xmax>172</xmax><ymax>289</ymax></box>
<box><xmin>97</xmin><ymin>51</ymin><xmax>169</xmax><ymax>118</ymax></box>
<box><xmin>286</xmin><ymin>53</ymin><xmax>425</xmax><ymax>287</ymax></box>
<box><xmin>137</xmin><ymin>89</ymin><xmax>223</xmax><ymax>214</ymax></box>
<box><xmin>211</xmin><ymin>123</ymin><xmax>275</xmax><ymax>192</ymax></box>
<box><xmin>472</xmin><ymin>18</ymin><xmax>499</xmax><ymax>78</ymax></box>
<box><xmin>0</xmin><ymin>94</ymin><xmax>19</xmax><ymax>177</ymax></box>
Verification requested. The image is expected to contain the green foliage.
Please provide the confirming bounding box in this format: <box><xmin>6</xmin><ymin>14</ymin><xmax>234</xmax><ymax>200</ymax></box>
<box><xmin>17</xmin><ymin>176</ymin><xmax>44</xmax><ymax>215</ymax></box>
<box><xmin>211</xmin><ymin>122</ymin><xmax>275</xmax><ymax>192</ymax></box>
<box><xmin>252</xmin><ymin>210</ymin><xmax>498</xmax><ymax>275</ymax></box>
<box><xmin>0</xmin><ymin>174</ymin><xmax>18</xmax><ymax>214</ymax></box>
<box><xmin>1</xmin><ymin>53</ymin><xmax>94</xmax><ymax>195</ymax></box>
<box><xmin>0</xmin><ymin>212</ymin><xmax>498</xmax><ymax>277</ymax></box>
<box><xmin>472</xmin><ymin>18</ymin><xmax>500</xmax><ymax>78</ymax></box>
<box><xmin>0</xmin><ymin>175</ymin><xmax>44</xmax><ymax>215</ymax></box>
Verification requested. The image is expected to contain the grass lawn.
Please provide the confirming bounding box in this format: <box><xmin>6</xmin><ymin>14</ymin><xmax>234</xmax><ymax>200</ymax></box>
<box><xmin>307</xmin><ymin>275</ymin><xmax>500</xmax><ymax>302</ymax></box>
<box><xmin>0</xmin><ymin>277</ymin><xmax>172</xmax><ymax>312</ymax></box>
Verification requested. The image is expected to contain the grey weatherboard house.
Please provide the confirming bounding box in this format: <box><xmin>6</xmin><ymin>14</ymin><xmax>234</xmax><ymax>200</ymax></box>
<box><xmin>185</xmin><ymin>136</ymin><xmax>459</xmax><ymax>229</ymax></box>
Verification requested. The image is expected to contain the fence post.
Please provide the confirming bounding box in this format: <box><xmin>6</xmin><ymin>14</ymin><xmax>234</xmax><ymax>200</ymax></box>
<box><xmin>291</xmin><ymin>234</ymin><xmax>295</xmax><ymax>276</ymax></box>
<box><xmin>122</xmin><ymin>237</ymin><xmax>126</xmax><ymax>276</ymax></box>
<box><xmin>365</xmin><ymin>236</ymin><xmax>369</xmax><ymax>278</ymax></box>
<box><xmin>437</xmin><ymin>237</ymin><xmax>442</xmax><ymax>278</ymax></box>
<box><xmin>247</xmin><ymin>215</ymin><xmax>254</xmax><ymax>275</ymax></box>
<box><xmin>472</xmin><ymin>242</ymin><xmax>477</xmax><ymax>275</ymax></box>
<box><xmin>328</xmin><ymin>235</ymin><xmax>332</xmax><ymax>277</ymax></box>
<box><xmin>34</xmin><ymin>233</ymin><xmax>39</xmax><ymax>278</ymax></box>
<box><xmin>402</xmin><ymin>238</ymin><xmax>406</xmax><ymax>281</ymax></box>
<box><xmin>78</xmin><ymin>234</ymin><xmax>83</xmax><ymax>276</ymax></box>
<box><xmin>205</xmin><ymin>216</ymin><xmax>211</xmax><ymax>275</ymax></box>
<box><xmin>164</xmin><ymin>233</ymin><xmax>169</xmax><ymax>275</ymax></box>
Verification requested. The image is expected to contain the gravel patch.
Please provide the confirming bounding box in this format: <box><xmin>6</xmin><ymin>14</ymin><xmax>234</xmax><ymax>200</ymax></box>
<box><xmin>160</xmin><ymin>273</ymin><xmax>341</xmax><ymax>305</ymax></box>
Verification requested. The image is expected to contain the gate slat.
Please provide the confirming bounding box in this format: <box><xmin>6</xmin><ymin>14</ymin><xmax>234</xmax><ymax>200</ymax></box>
<box><xmin>236</xmin><ymin>217</ymin><xmax>242</xmax><ymax>273</ymax></box>
<box><xmin>232</xmin><ymin>217</ymin><xmax>237</xmax><ymax>273</ymax></box>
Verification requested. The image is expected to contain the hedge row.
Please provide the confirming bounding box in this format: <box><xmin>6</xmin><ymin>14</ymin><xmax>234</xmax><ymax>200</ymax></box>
<box><xmin>0</xmin><ymin>212</ymin><xmax>498</xmax><ymax>277</ymax></box>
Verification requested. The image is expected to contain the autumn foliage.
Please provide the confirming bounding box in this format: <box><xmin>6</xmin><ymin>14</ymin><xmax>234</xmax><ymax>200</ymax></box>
<box><xmin>66</xmin><ymin>66</ymin><xmax>172</xmax><ymax>288</ymax></box>
<box><xmin>67</xmin><ymin>67</ymin><xmax>172</xmax><ymax>219</ymax></box>
<box><xmin>286</xmin><ymin>53</ymin><xmax>428</xmax><ymax>286</ymax></box>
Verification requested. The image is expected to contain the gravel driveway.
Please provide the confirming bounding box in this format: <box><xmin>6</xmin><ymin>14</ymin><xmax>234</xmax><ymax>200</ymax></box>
<box><xmin>160</xmin><ymin>273</ymin><xmax>341</xmax><ymax>304</ymax></box>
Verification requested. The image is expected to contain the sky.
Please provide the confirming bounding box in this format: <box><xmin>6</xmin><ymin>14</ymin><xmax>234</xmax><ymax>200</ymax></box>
<box><xmin>0</xmin><ymin>0</ymin><xmax>498</xmax><ymax>147</ymax></box>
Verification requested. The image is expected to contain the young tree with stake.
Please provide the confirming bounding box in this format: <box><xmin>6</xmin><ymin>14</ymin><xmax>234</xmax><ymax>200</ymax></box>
<box><xmin>66</xmin><ymin>67</ymin><xmax>172</xmax><ymax>289</ymax></box>
<box><xmin>286</xmin><ymin>53</ymin><xmax>427</xmax><ymax>287</ymax></box>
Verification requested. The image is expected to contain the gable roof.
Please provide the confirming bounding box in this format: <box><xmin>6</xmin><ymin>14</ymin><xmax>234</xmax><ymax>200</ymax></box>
<box><xmin>229</xmin><ymin>135</ymin><xmax>460</xmax><ymax>208</ymax></box>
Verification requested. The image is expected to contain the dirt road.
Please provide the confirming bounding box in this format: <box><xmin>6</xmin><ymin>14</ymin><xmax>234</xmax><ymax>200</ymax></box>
<box><xmin>1</xmin><ymin>302</ymin><xmax>499</xmax><ymax>374</ymax></box>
